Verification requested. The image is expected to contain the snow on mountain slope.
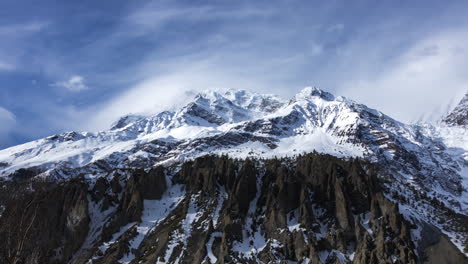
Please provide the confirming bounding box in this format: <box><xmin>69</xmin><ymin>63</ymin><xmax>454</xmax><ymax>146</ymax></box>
<box><xmin>0</xmin><ymin>88</ymin><xmax>465</xmax><ymax>204</ymax></box>
<box><xmin>0</xmin><ymin>90</ymin><xmax>284</xmax><ymax>177</ymax></box>
<box><xmin>0</xmin><ymin>86</ymin><xmax>467</xmax><ymax>256</ymax></box>
<box><xmin>0</xmin><ymin>88</ymin><xmax>465</xmax><ymax>201</ymax></box>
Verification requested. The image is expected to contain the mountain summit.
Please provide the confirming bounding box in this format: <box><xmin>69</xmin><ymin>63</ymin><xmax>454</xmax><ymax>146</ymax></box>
<box><xmin>293</xmin><ymin>86</ymin><xmax>336</xmax><ymax>101</ymax></box>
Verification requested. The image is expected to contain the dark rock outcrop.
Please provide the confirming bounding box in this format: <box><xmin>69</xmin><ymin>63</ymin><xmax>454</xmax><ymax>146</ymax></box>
<box><xmin>418</xmin><ymin>222</ymin><xmax>468</xmax><ymax>264</ymax></box>
<box><xmin>0</xmin><ymin>179</ymin><xmax>89</xmax><ymax>264</ymax></box>
<box><xmin>0</xmin><ymin>153</ymin><xmax>465</xmax><ymax>263</ymax></box>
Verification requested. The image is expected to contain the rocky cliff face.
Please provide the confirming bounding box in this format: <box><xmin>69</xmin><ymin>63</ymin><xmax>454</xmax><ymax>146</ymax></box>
<box><xmin>0</xmin><ymin>154</ymin><xmax>465</xmax><ymax>263</ymax></box>
<box><xmin>0</xmin><ymin>178</ymin><xmax>89</xmax><ymax>264</ymax></box>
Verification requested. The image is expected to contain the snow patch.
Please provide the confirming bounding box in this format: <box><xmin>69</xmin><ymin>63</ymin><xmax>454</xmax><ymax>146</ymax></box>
<box><xmin>119</xmin><ymin>183</ymin><xmax>185</xmax><ymax>263</ymax></box>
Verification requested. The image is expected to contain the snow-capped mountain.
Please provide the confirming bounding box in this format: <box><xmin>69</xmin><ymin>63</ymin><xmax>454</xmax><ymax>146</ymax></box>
<box><xmin>0</xmin><ymin>87</ymin><xmax>466</xmax><ymax>263</ymax></box>
<box><xmin>0</xmin><ymin>88</ymin><xmax>465</xmax><ymax>204</ymax></box>
<box><xmin>0</xmin><ymin>87</ymin><xmax>466</xmax><ymax>213</ymax></box>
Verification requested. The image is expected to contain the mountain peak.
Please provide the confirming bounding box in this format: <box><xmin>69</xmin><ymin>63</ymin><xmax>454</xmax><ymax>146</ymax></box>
<box><xmin>294</xmin><ymin>86</ymin><xmax>335</xmax><ymax>101</ymax></box>
<box><xmin>110</xmin><ymin>114</ymin><xmax>145</xmax><ymax>130</ymax></box>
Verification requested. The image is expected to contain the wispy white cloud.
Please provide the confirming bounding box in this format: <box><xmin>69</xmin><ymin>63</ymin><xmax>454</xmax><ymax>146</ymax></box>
<box><xmin>0</xmin><ymin>21</ymin><xmax>48</xmax><ymax>36</ymax></box>
<box><xmin>124</xmin><ymin>4</ymin><xmax>272</xmax><ymax>34</ymax></box>
<box><xmin>0</xmin><ymin>61</ymin><xmax>15</xmax><ymax>71</ymax></box>
<box><xmin>336</xmin><ymin>30</ymin><xmax>468</xmax><ymax>123</ymax></box>
<box><xmin>0</xmin><ymin>107</ymin><xmax>16</xmax><ymax>148</ymax></box>
<box><xmin>84</xmin><ymin>61</ymin><xmax>279</xmax><ymax>131</ymax></box>
<box><xmin>327</xmin><ymin>23</ymin><xmax>344</xmax><ymax>33</ymax></box>
<box><xmin>80</xmin><ymin>2</ymin><xmax>468</xmax><ymax>129</ymax></box>
<box><xmin>0</xmin><ymin>107</ymin><xmax>15</xmax><ymax>126</ymax></box>
<box><xmin>52</xmin><ymin>75</ymin><xmax>89</xmax><ymax>92</ymax></box>
<box><xmin>0</xmin><ymin>21</ymin><xmax>49</xmax><ymax>74</ymax></box>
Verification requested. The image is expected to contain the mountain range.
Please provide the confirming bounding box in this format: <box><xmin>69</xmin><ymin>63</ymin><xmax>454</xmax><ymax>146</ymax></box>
<box><xmin>0</xmin><ymin>87</ymin><xmax>466</xmax><ymax>264</ymax></box>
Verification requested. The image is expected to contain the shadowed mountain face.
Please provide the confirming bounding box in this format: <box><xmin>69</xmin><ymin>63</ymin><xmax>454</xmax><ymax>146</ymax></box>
<box><xmin>0</xmin><ymin>154</ymin><xmax>466</xmax><ymax>264</ymax></box>
<box><xmin>443</xmin><ymin>92</ymin><xmax>468</xmax><ymax>126</ymax></box>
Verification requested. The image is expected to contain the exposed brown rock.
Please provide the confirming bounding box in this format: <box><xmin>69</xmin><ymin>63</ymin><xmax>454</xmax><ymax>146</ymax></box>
<box><xmin>1</xmin><ymin>153</ymin><xmax>464</xmax><ymax>263</ymax></box>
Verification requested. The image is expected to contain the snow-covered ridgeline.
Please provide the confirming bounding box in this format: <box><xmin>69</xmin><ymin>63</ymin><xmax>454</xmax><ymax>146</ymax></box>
<box><xmin>0</xmin><ymin>87</ymin><xmax>465</xmax><ymax>215</ymax></box>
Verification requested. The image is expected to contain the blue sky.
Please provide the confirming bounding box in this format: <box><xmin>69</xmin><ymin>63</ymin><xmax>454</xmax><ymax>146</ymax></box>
<box><xmin>0</xmin><ymin>0</ymin><xmax>467</xmax><ymax>149</ymax></box>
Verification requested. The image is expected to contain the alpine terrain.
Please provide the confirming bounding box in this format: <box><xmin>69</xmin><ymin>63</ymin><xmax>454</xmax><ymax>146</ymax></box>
<box><xmin>0</xmin><ymin>87</ymin><xmax>466</xmax><ymax>264</ymax></box>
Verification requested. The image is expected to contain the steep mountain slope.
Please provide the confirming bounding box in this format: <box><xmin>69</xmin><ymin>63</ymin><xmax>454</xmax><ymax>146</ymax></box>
<box><xmin>0</xmin><ymin>87</ymin><xmax>467</xmax><ymax>263</ymax></box>
<box><xmin>443</xmin><ymin>92</ymin><xmax>468</xmax><ymax>126</ymax></box>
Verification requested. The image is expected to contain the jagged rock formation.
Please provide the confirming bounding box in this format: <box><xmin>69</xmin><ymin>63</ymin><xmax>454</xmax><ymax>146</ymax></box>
<box><xmin>443</xmin><ymin>92</ymin><xmax>468</xmax><ymax>126</ymax></box>
<box><xmin>0</xmin><ymin>154</ymin><xmax>465</xmax><ymax>263</ymax></box>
